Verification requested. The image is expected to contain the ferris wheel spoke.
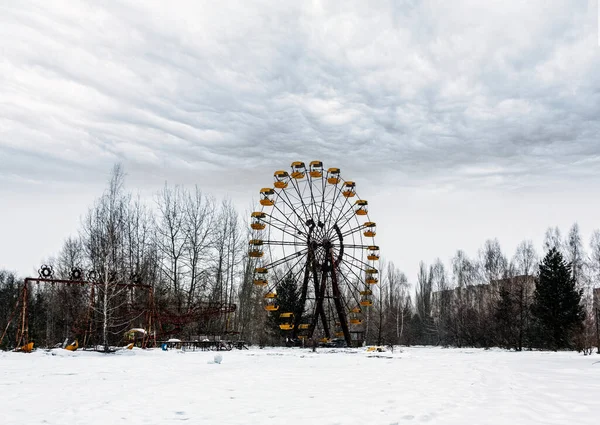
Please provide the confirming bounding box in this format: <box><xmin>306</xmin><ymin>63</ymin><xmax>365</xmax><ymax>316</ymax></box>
<box><xmin>262</xmin><ymin>240</ymin><xmax>307</xmax><ymax>247</ymax></box>
<box><xmin>340</xmin><ymin>267</ymin><xmax>363</xmax><ymax>297</ymax></box>
<box><xmin>288</xmin><ymin>177</ymin><xmax>312</xmax><ymax>222</ymax></box>
<box><xmin>339</xmin><ymin>249</ymin><xmax>373</xmax><ymax>270</ymax></box>
<box><xmin>265</xmin><ymin>216</ymin><xmax>306</xmax><ymax>241</ymax></box>
<box><xmin>307</xmin><ymin>174</ymin><xmax>319</xmax><ymax>222</ymax></box>
<box><xmin>282</xmin><ymin>177</ymin><xmax>303</xmax><ymax>208</ymax></box>
<box><xmin>334</xmin><ymin>244</ymin><xmax>372</xmax><ymax>249</ymax></box>
<box><xmin>340</xmin><ymin>224</ymin><xmax>366</xmax><ymax>238</ymax></box>
<box><xmin>266</xmin><ymin>251</ymin><xmax>310</xmax><ymax>294</ymax></box>
<box><xmin>329</xmin><ymin>196</ymin><xmax>355</xmax><ymax>238</ymax></box>
<box><xmin>336</xmin><ymin>273</ymin><xmax>364</xmax><ymax>322</ymax></box>
<box><xmin>335</xmin><ymin>202</ymin><xmax>362</xmax><ymax>232</ymax></box>
<box><xmin>322</xmin><ymin>179</ymin><xmax>344</xmax><ymax>228</ymax></box>
<box><xmin>316</xmin><ymin>176</ymin><xmax>328</xmax><ymax>228</ymax></box>
<box><xmin>339</xmin><ymin>263</ymin><xmax>368</xmax><ymax>294</ymax></box>
<box><xmin>327</xmin><ymin>210</ymin><xmax>355</xmax><ymax>242</ymax></box>
<box><xmin>337</xmin><ymin>271</ymin><xmax>363</xmax><ymax>309</ymax></box>
<box><xmin>262</xmin><ymin>248</ymin><xmax>309</xmax><ymax>271</ymax></box>
<box><xmin>270</xmin><ymin>200</ymin><xmax>308</xmax><ymax>237</ymax></box>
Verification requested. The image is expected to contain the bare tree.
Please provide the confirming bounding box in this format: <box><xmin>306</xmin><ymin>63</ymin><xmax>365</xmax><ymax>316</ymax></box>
<box><xmin>566</xmin><ymin>223</ymin><xmax>587</xmax><ymax>293</ymax></box>
<box><xmin>415</xmin><ymin>261</ymin><xmax>435</xmax><ymax>344</ymax></box>
<box><xmin>125</xmin><ymin>196</ymin><xmax>156</xmax><ymax>283</ymax></box>
<box><xmin>451</xmin><ymin>250</ymin><xmax>479</xmax><ymax>347</ymax></box>
<box><xmin>510</xmin><ymin>240</ymin><xmax>539</xmax><ymax>350</ymax></box>
<box><xmin>384</xmin><ymin>261</ymin><xmax>409</xmax><ymax>345</ymax></box>
<box><xmin>55</xmin><ymin>237</ymin><xmax>84</xmax><ymax>279</ymax></box>
<box><xmin>480</xmin><ymin>238</ymin><xmax>507</xmax><ymax>283</ymax></box>
<box><xmin>183</xmin><ymin>186</ymin><xmax>215</xmax><ymax>308</ymax></box>
<box><xmin>590</xmin><ymin>230</ymin><xmax>600</xmax><ymax>286</ymax></box>
<box><xmin>81</xmin><ymin>164</ymin><xmax>132</xmax><ymax>351</ymax></box>
<box><xmin>210</xmin><ymin>199</ymin><xmax>243</xmax><ymax>333</ymax></box>
<box><xmin>544</xmin><ymin>226</ymin><xmax>563</xmax><ymax>253</ymax></box>
<box><xmin>430</xmin><ymin>258</ymin><xmax>450</xmax><ymax>344</ymax></box>
<box><xmin>513</xmin><ymin>240</ymin><xmax>538</xmax><ymax>276</ymax></box>
<box><xmin>155</xmin><ymin>184</ymin><xmax>188</xmax><ymax>312</ymax></box>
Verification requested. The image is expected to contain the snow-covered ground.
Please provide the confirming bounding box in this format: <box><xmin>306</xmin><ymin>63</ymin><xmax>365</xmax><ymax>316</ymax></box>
<box><xmin>1</xmin><ymin>346</ymin><xmax>599</xmax><ymax>424</ymax></box>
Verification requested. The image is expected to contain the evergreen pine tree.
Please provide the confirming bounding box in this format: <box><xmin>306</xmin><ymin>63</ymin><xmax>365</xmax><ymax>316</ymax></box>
<box><xmin>267</xmin><ymin>271</ymin><xmax>302</xmax><ymax>342</ymax></box>
<box><xmin>495</xmin><ymin>286</ymin><xmax>517</xmax><ymax>350</ymax></box>
<box><xmin>531</xmin><ymin>248</ymin><xmax>585</xmax><ymax>350</ymax></box>
<box><xmin>275</xmin><ymin>272</ymin><xmax>301</xmax><ymax>316</ymax></box>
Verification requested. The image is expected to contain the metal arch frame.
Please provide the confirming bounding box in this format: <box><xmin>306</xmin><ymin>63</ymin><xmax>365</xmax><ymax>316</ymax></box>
<box><xmin>1</xmin><ymin>277</ymin><xmax>156</xmax><ymax>351</ymax></box>
<box><xmin>250</xmin><ymin>161</ymin><xmax>378</xmax><ymax>347</ymax></box>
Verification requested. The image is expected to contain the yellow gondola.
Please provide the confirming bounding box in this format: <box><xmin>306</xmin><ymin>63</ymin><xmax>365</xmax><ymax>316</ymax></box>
<box><xmin>360</xmin><ymin>284</ymin><xmax>373</xmax><ymax>306</ymax></box>
<box><xmin>17</xmin><ymin>342</ymin><xmax>34</xmax><ymax>353</ymax></box>
<box><xmin>264</xmin><ymin>292</ymin><xmax>279</xmax><ymax>311</ymax></box>
<box><xmin>332</xmin><ymin>320</ymin><xmax>344</xmax><ymax>338</ymax></box>
<box><xmin>309</xmin><ymin>161</ymin><xmax>323</xmax><ymax>178</ymax></box>
<box><xmin>348</xmin><ymin>306</ymin><xmax>363</xmax><ymax>327</ymax></box>
<box><xmin>363</xmin><ymin>222</ymin><xmax>376</xmax><ymax>238</ymax></box>
<box><xmin>355</xmin><ymin>200</ymin><xmax>368</xmax><ymax>216</ymax></box>
<box><xmin>250</xmin><ymin>212</ymin><xmax>266</xmax><ymax>230</ymax></box>
<box><xmin>327</xmin><ymin>168</ymin><xmax>341</xmax><ymax>184</ymax></box>
<box><xmin>290</xmin><ymin>161</ymin><xmax>306</xmax><ymax>179</ymax></box>
<box><xmin>366</xmin><ymin>268</ymin><xmax>379</xmax><ymax>285</ymax></box>
<box><xmin>259</xmin><ymin>188</ymin><xmax>275</xmax><ymax>206</ymax></box>
<box><xmin>253</xmin><ymin>267</ymin><xmax>268</xmax><ymax>285</ymax></box>
<box><xmin>248</xmin><ymin>239</ymin><xmax>264</xmax><ymax>258</ymax></box>
<box><xmin>367</xmin><ymin>246</ymin><xmax>380</xmax><ymax>261</ymax></box>
<box><xmin>65</xmin><ymin>339</ymin><xmax>79</xmax><ymax>351</ymax></box>
<box><xmin>273</xmin><ymin>171</ymin><xmax>289</xmax><ymax>189</ymax></box>
<box><xmin>342</xmin><ymin>181</ymin><xmax>356</xmax><ymax>198</ymax></box>
<box><xmin>279</xmin><ymin>312</ymin><xmax>295</xmax><ymax>330</ymax></box>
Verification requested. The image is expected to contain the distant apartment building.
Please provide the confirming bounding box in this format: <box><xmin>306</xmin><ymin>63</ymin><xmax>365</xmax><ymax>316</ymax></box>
<box><xmin>431</xmin><ymin>275</ymin><xmax>537</xmax><ymax>318</ymax></box>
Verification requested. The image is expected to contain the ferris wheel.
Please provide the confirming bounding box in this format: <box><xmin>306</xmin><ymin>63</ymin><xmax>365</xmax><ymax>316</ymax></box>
<box><xmin>248</xmin><ymin>161</ymin><xmax>379</xmax><ymax>346</ymax></box>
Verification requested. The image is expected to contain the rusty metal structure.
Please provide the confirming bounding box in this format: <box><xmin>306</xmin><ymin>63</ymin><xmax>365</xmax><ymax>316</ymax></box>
<box><xmin>0</xmin><ymin>265</ymin><xmax>155</xmax><ymax>350</ymax></box>
<box><xmin>0</xmin><ymin>264</ymin><xmax>237</xmax><ymax>351</ymax></box>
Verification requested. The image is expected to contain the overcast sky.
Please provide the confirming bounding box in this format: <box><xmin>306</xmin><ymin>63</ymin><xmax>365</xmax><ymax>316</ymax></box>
<box><xmin>1</xmin><ymin>0</ymin><xmax>599</xmax><ymax>281</ymax></box>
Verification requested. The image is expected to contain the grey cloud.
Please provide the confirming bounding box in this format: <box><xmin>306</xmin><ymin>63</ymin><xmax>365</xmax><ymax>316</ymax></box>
<box><xmin>1</xmin><ymin>0</ymin><xmax>599</xmax><ymax>193</ymax></box>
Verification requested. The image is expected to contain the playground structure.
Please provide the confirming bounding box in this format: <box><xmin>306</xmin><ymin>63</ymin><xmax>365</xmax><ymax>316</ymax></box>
<box><xmin>250</xmin><ymin>161</ymin><xmax>379</xmax><ymax>346</ymax></box>
<box><xmin>0</xmin><ymin>265</ymin><xmax>236</xmax><ymax>352</ymax></box>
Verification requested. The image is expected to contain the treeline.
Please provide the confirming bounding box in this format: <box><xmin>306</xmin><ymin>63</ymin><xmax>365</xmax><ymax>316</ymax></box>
<box><xmin>364</xmin><ymin>227</ymin><xmax>599</xmax><ymax>353</ymax></box>
<box><xmin>1</xmin><ymin>165</ymin><xmax>599</xmax><ymax>352</ymax></box>
<box><xmin>0</xmin><ymin>165</ymin><xmax>270</xmax><ymax>350</ymax></box>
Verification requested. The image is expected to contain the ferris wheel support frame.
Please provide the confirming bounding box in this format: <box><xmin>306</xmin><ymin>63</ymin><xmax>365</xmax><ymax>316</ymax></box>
<box><xmin>292</xmin><ymin>253</ymin><xmax>312</xmax><ymax>339</ymax></box>
<box><xmin>297</xmin><ymin>243</ymin><xmax>352</xmax><ymax>346</ymax></box>
<box><xmin>330</xmin><ymin>251</ymin><xmax>352</xmax><ymax>346</ymax></box>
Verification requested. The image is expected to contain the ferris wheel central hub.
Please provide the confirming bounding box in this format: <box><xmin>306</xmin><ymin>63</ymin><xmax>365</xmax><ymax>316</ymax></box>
<box><xmin>307</xmin><ymin>222</ymin><xmax>343</xmax><ymax>269</ymax></box>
